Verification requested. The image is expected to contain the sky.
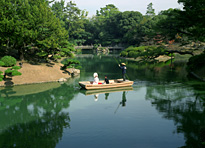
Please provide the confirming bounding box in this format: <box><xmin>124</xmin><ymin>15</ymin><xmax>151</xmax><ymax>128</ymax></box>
<box><xmin>64</xmin><ymin>0</ymin><xmax>183</xmax><ymax>17</ymax></box>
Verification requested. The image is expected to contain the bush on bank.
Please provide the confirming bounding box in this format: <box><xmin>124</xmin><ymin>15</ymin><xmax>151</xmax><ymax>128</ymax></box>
<box><xmin>120</xmin><ymin>46</ymin><xmax>170</xmax><ymax>61</ymax></box>
<box><xmin>0</xmin><ymin>56</ymin><xmax>16</xmax><ymax>67</ymax></box>
<box><xmin>0</xmin><ymin>56</ymin><xmax>22</xmax><ymax>81</ymax></box>
<box><xmin>187</xmin><ymin>52</ymin><xmax>205</xmax><ymax>74</ymax></box>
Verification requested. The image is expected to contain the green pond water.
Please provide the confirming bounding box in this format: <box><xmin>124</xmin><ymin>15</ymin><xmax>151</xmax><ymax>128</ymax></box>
<box><xmin>0</xmin><ymin>53</ymin><xmax>204</xmax><ymax>148</ymax></box>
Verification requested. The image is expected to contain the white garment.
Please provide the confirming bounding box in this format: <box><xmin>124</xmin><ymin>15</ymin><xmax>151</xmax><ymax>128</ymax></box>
<box><xmin>93</xmin><ymin>77</ymin><xmax>99</xmax><ymax>84</ymax></box>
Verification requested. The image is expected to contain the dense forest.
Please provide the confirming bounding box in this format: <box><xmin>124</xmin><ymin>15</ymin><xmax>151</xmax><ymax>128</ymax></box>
<box><xmin>0</xmin><ymin>0</ymin><xmax>204</xmax><ymax>67</ymax></box>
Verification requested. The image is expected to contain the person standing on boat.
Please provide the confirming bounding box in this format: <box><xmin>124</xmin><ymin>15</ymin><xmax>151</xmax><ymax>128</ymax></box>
<box><xmin>104</xmin><ymin>75</ymin><xmax>109</xmax><ymax>84</ymax></box>
<box><xmin>93</xmin><ymin>72</ymin><xmax>99</xmax><ymax>84</ymax></box>
<box><xmin>119</xmin><ymin>63</ymin><xmax>126</xmax><ymax>81</ymax></box>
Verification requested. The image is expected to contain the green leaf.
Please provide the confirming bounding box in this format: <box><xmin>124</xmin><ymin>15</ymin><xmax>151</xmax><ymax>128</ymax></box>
<box><xmin>11</xmin><ymin>70</ymin><xmax>22</xmax><ymax>76</ymax></box>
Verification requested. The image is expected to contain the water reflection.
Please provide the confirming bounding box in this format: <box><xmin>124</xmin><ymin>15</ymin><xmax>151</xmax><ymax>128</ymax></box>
<box><xmin>0</xmin><ymin>82</ymin><xmax>78</xmax><ymax>148</ymax></box>
<box><xmin>120</xmin><ymin>91</ymin><xmax>127</xmax><ymax>107</ymax></box>
<box><xmin>94</xmin><ymin>94</ymin><xmax>99</xmax><ymax>101</ymax></box>
<box><xmin>0</xmin><ymin>55</ymin><xmax>204</xmax><ymax>147</ymax></box>
<box><xmin>81</xmin><ymin>87</ymin><xmax>132</xmax><ymax>103</ymax></box>
<box><xmin>81</xmin><ymin>87</ymin><xmax>133</xmax><ymax>96</ymax></box>
<box><xmin>105</xmin><ymin>93</ymin><xmax>109</xmax><ymax>100</ymax></box>
<box><xmin>146</xmin><ymin>84</ymin><xmax>205</xmax><ymax>147</ymax></box>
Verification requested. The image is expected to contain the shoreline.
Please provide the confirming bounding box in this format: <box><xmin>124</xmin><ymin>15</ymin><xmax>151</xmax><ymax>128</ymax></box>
<box><xmin>0</xmin><ymin>62</ymin><xmax>72</xmax><ymax>87</ymax></box>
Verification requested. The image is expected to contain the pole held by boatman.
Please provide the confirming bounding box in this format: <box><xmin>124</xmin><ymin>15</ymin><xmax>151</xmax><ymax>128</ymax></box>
<box><xmin>119</xmin><ymin>63</ymin><xmax>126</xmax><ymax>81</ymax></box>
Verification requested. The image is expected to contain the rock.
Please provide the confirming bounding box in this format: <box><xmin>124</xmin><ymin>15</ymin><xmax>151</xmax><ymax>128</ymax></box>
<box><xmin>67</xmin><ymin>68</ymin><xmax>80</xmax><ymax>75</ymax></box>
<box><xmin>58</xmin><ymin>78</ymin><xmax>67</xmax><ymax>82</ymax></box>
<box><xmin>73</xmin><ymin>69</ymin><xmax>80</xmax><ymax>74</ymax></box>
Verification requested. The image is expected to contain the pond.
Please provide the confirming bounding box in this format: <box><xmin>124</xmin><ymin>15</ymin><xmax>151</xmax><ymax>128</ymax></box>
<box><xmin>0</xmin><ymin>53</ymin><xmax>204</xmax><ymax>148</ymax></box>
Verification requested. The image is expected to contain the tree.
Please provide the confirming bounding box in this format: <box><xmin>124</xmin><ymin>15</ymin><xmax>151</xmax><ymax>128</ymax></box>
<box><xmin>154</xmin><ymin>0</ymin><xmax>205</xmax><ymax>42</ymax></box>
<box><xmin>96</xmin><ymin>4</ymin><xmax>119</xmax><ymax>18</ymax></box>
<box><xmin>177</xmin><ymin>0</ymin><xmax>205</xmax><ymax>41</ymax></box>
<box><xmin>0</xmin><ymin>0</ymin><xmax>71</xmax><ymax>61</ymax></box>
<box><xmin>154</xmin><ymin>9</ymin><xmax>182</xmax><ymax>40</ymax></box>
<box><xmin>146</xmin><ymin>3</ymin><xmax>155</xmax><ymax>18</ymax></box>
<box><xmin>51</xmin><ymin>0</ymin><xmax>89</xmax><ymax>45</ymax></box>
<box><xmin>86</xmin><ymin>4</ymin><xmax>120</xmax><ymax>46</ymax></box>
<box><xmin>116</xmin><ymin>11</ymin><xmax>144</xmax><ymax>46</ymax></box>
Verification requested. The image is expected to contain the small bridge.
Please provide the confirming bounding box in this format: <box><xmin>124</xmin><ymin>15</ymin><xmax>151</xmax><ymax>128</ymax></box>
<box><xmin>75</xmin><ymin>45</ymin><xmax>124</xmax><ymax>50</ymax></box>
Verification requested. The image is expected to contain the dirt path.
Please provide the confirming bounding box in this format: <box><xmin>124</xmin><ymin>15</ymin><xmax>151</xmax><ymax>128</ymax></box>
<box><xmin>0</xmin><ymin>62</ymin><xmax>71</xmax><ymax>87</ymax></box>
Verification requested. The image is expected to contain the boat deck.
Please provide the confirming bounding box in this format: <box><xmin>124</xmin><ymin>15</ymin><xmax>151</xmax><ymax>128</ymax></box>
<box><xmin>79</xmin><ymin>79</ymin><xmax>134</xmax><ymax>90</ymax></box>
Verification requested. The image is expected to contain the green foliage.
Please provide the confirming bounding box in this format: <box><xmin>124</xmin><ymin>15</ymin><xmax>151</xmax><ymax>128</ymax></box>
<box><xmin>51</xmin><ymin>1</ymin><xmax>88</xmax><ymax>45</ymax></box>
<box><xmin>11</xmin><ymin>66</ymin><xmax>21</xmax><ymax>70</ymax></box>
<box><xmin>155</xmin><ymin>9</ymin><xmax>182</xmax><ymax>40</ymax></box>
<box><xmin>53</xmin><ymin>55</ymin><xmax>61</xmax><ymax>59</ymax></box>
<box><xmin>128</xmin><ymin>51</ymin><xmax>139</xmax><ymax>59</ymax></box>
<box><xmin>154</xmin><ymin>0</ymin><xmax>205</xmax><ymax>42</ymax></box>
<box><xmin>187</xmin><ymin>53</ymin><xmax>205</xmax><ymax>72</ymax></box>
<box><xmin>11</xmin><ymin>70</ymin><xmax>22</xmax><ymax>76</ymax></box>
<box><xmin>0</xmin><ymin>61</ymin><xmax>5</xmax><ymax>66</ymax></box>
<box><xmin>178</xmin><ymin>0</ymin><xmax>205</xmax><ymax>41</ymax></box>
<box><xmin>3</xmin><ymin>65</ymin><xmax>22</xmax><ymax>79</ymax></box>
<box><xmin>4</xmin><ymin>69</ymin><xmax>13</xmax><ymax>74</ymax></box>
<box><xmin>0</xmin><ymin>0</ymin><xmax>204</xmax><ymax>64</ymax></box>
<box><xmin>36</xmin><ymin>51</ymin><xmax>48</xmax><ymax>58</ymax></box>
<box><xmin>120</xmin><ymin>51</ymin><xmax>128</xmax><ymax>57</ymax></box>
<box><xmin>121</xmin><ymin>46</ymin><xmax>169</xmax><ymax>61</ymax></box>
<box><xmin>75</xmin><ymin>65</ymin><xmax>82</xmax><ymax>69</ymax></box>
<box><xmin>0</xmin><ymin>0</ymin><xmax>71</xmax><ymax>61</ymax></box>
<box><xmin>146</xmin><ymin>3</ymin><xmax>155</xmax><ymax>18</ymax></box>
<box><xmin>0</xmin><ymin>71</ymin><xmax>3</xmax><ymax>81</ymax></box>
<box><xmin>0</xmin><ymin>56</ymin><xmax>16</xmax><ymax>67</ymax></box>
<box><xmin>61</xmin><ymin>58</ymin><xmax>81</xmax><ymax>70</ymax></box>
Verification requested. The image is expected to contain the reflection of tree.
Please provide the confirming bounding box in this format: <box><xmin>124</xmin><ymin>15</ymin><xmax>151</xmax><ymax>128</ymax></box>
<box><xmin>78</xmin><ymin>56</ymin><xmax>121</xmax><ymax>79</ymax></box>
<box><xmin>145</xmin><ymin>85</ymin><xmax>205</xmax><ymax>147</ymax></box>
<box><xmin>0</xmin><ymin>112</ymin><xmax>70</xmax><ymax>148</ymax></box>
<box><xmin>127</xmin><ymin>60</ymin><xmax>188</xmax><ymax>83</ymax></box>
<box><xmin>0</xmin><ymin>83</ymin><xmax>77</xmax><ymax>147</ymax></box>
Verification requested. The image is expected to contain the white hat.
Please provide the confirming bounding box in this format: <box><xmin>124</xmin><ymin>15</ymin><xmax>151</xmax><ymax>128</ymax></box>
<box><xmin>93</xmin><ymin>72</ymin><xmax>98</xmax><ymax>77</ymax></box>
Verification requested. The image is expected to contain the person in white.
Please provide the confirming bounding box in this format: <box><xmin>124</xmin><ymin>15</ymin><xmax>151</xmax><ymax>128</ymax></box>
<box><xmin>93</xmin><ymin>72</ymin><xmax>99</xmax><ymax>85</ymax></box>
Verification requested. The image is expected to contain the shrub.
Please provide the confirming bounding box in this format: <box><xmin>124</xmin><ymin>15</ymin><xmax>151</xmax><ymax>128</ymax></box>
<box><xmin>0</xmin><ymin>71</ymin><xmax>3</xmax><ymax>81</ymax></box>
<box><xmin>5</xmin><ymin>68</ymin><xmax>13</xmax><ymax>74</ymax></box>
<box><xmin>0</xmin><ymin>61</ymin><xmax>5</xmax><ymax>66</ymax></box>
<box><xmin>61</xmin><ymin>58</ymin><xmax>80</xmax><ymax>70</ymax></box>
<box><xmin>11</xmin><ymin>70</ymin><xmax>22</xmax><ymax>76</ymax></box>
<box><xmin>128</xmin><ymin>51</ymin><xmax>139</xmax><ymax>58</ymax></box>
<box><xmin>12</xmin><ymin>66</ymin><xmax>21</xmax><ymax>70</ymax></box>
<box><xmin>120</xmin><ymin>45</ymin><xmax>168</xmax><ymax>61</ymax></box>
<box><xmin>4</xmin><ymin>66</ymin><xmax>22</xmax><ymax>78</ymax></box>
<box><xmin>59</xmin><ymin>51</ymin><xmax>66</xmax><ymax>57</ymax></box>
<box><xmin>187</xmin><ymin>53</ymin><xmax>205</xmax><ymax>72</ymax></box>
<box><xmin>53</xmin><ymin>55</ymin><xmax>61</xmax><ymax>59</ymax></box>
<box><xmin>120</xmin><ymin>51</ymin><xmax>128</xmax><ymax>57</ymax></box>
<box><xmin>0</xmin><ymin>56</ymin><xmax>16</xmax><ymax>67</ymax></box>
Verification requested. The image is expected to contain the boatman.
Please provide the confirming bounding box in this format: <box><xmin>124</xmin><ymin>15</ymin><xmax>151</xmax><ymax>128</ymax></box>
<box><xmin>119</xmin><ymin>63</ymin><xmax>126</xmax><ymax>81</ymax></box>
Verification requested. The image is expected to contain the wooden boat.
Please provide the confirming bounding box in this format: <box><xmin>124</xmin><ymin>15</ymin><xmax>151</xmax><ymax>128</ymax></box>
<box><xmin>81</xmin><ymin>86</ymin><xmax>133</xmax><ymax>96</ymax></box>
<box><xmin>79</xmin><ymin>79</ymin><xmax>134</xmax><ymax>90</ymax></box>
